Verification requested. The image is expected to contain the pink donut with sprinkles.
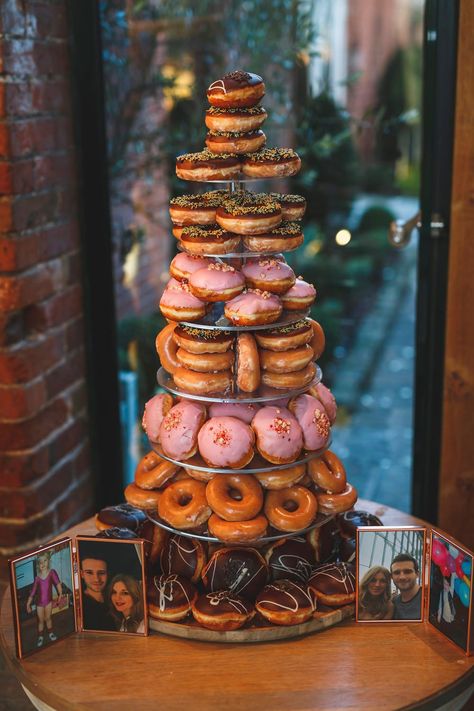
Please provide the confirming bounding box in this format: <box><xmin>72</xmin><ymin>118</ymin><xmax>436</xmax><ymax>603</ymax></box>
<box><xmin>198</xmin><ymin>416</ymin><xmax>255</xmax><ymax>469</ymax></box>
<box><xmin>169</xmin><ymin>253</ymin><xmax>215</xmax><ymax>281</ymax></box>
<box><xmin>242</xmin><ymin>258</ymin><xmax>296</xmax><ymax>294</ymax></box>
<box><xmin>288</xmin><ymin>394</ymin><xmax>331</xmax><ymax>451</ymax></box>
<box><xmin>159</xmin><ymin>400</ymin><xmax>207</xmax><ymax>461</ymax></box>
<box><xmin>208</xmin><ymin>402</ymin><xmax>260</xmax><ymax>424</ymax></box>
<box><xmin>308</xmin><ymin>382</ymin><xmax>337</xmax><ymax>424</ymax></box>
<box><xmin>159</xmin><ymin>278</ymin><xmax>207</xmax><ymax>322</ymax></box>
<box><xmin>142</xmin><ymin>393</ymin><xmax>174</xmax><ymax>444</ymax></box>
<box><xmin>188</xmin><ymin>262</ymin><xmax>245</xmax><ymax>302</ymax></box>
<box><xmin>280</xmin><ymin>277</ymin><xmax>316</xmax><ymax>310</ymax></box>
<box><xmin>251</xmin><ymin>406</ymin><xmax>303</xmax><ymax>465</ymax></box>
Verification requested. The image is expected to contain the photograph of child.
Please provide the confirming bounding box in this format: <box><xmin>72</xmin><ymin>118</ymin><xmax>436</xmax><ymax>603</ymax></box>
<box><xmin>76</xmin><ymin>537</ymin><xmax>147</xmax><ymax>635</ymax></box>
<box><xmin>10</xmin><ymin>539</ymin><xmax>75</xmax><ymax>658</ymax></box>
<box><xmin>428</xmin><ymin>531</ymin><xmax>473</xmax><ymax>654</ymax></box>
<box><xmin>357</xmin><ymin>527</ymin><xmax>426</xmax><ymax>622</ymax></box>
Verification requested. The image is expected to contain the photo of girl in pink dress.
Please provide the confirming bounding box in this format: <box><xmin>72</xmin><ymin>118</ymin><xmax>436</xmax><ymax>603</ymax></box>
<box><xmin>26</xmin><ymin>551</ymin><xmax>63</xmax><ymax>647</ymax></box>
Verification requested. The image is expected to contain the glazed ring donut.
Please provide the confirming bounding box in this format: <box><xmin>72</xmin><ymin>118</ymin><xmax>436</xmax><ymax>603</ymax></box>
<box><xmin>261</xmin><ymin>362</ymin><xmax>316</xmax><ymax>390</ymax></box>
<box><xmin>159</xmin><ymin>278</ymin><xmax>206</xmax><ymax>322</ymax></box>
<box><xmin>269</xmin><ymin>193</ymin><xmax>306</xmax><ymax>221</ymax></box>
<box><xmin>173</xmin><ymin>325</ymin><xmax>234</xmax><ymax>354</ymax></box>
<box><xmin>158</xmin><ymin>479</ymin><xmax>211</xmax><ymax>530</ymax></box>
<box><xmin>255</xmin><ymin>320</ymin><xmax>312</xmax><ymax>351</ymax></box>
<box><xmin>176</xmin><ymin>347</ymin><xmax>234</xmax><ymax>373</ymax></box>
<box><xmin>254</xmin><ymin>463</ymin><xmax>306</xmax><ymax>490</ymax></box>
<box><xmin>264</xmin><ymin>486</ymin><xmax>318</xmax><ymax>532</ymax></box>
<box><xmin>316</xmin><ymin>483</ymin><xmax>358</xmax><ymax>515</ymax></box>
<box><xmin>236</xmin><ymin>332</ymin><xmax>260</xmax><ymax>392</ymax></box>
<box><xmin>216</xmin><ymin>194</ymin><xmax>282</xmax><ymax>235</ymax></box>
<box><xmin>307</xmin><ymin>318</ymin><xmax>325</xmax><ymax>359</ymax></box>
<box><xmin>242</xmin><ymin>148</ymin><xmax>301</xmax><ymax>178</ymax></box>
<box><xmin>188</xmin><ymin>262</ymin><xmax>245</xmax><ymax>302</ymax></box>
<box><xmin>156</xmin><ymin>323</ymin><xmax>180</xmax><ymax>374</ymax></box>
<box><xmin>134</xmin><ymin>451</ymin><xmax>180</xmax><ymax>490</ymax></box>
<box><xmin>205</xmin><ymin>129</ymin><xmax>266</xmax><ymax>155</ymax></box>
<box><xmin>208</xmin><ymin>513</ymin><xmax>268</xmax><ymax>543</ymax></box>
<box><xmin>259</xmin><ymin>344</ymin><xmax>314</xmax><ymax>373</ymax></box>
<box><xmin>175</xmin><ymin>150</ymin><xmax>241</xmax><ymax>182</ymax></box>
<box><xmin>206</xmin><ymin>474</ymin><xmax>263</xmax><ymax>522</ymax></box>
<box><xmin>207</xmin><ymin>71</ymin><xmax>265</xmax><ymax>108</ymax></box>
<box><xmin>307</xmin><ymin>451</ymin><xmax>346</xmax><ymax>494</ymax></box>
<box><xmin>205</xmin><ymin>106</ymin><xmax>267</xmax><ymax>132</ymax></box>
<box><xmin>124</xmin><ymin>483</ymin><xmax>161</xmax><ymax>511</ymax></box>
<box><xmin>173</xmin><ymin>367</ymin><xmax>233</xmax><ymax>395</ymax></box>
<box><xmin>185</xmin><ymin>467</ymin><xmax>216</xmax><ymax>483</ymax></box>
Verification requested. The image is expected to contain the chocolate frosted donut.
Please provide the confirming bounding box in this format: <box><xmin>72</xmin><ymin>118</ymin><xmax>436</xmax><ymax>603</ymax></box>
<box><xmin>308</xmin><ymin>562</ymin><xmax>356</xmax><ymax>607</ymax></box>
<box><xmin>242</xmin><ymin>148</ymin><xmax>301</xmax><ymax>178</ymax></box>
<box><xmin>95</xmin><ymin>504</ymin><xmax>147</xmax><ymax>532</ymax></box>
<box><xmin>256</xmin><ymin>579</ymin><xmax>315</xmax><ymax>625</ymax></box>
<box><xmin>205</xmin><ymin>106</ymin><xmax>267</xmax><ymax>132</ymax></box>
<box><xmin>147</xmin><ymin>573</ymin><xmax>197</xmax><ymax>621</ymax></box>
<box><xmin>216</xmin><ymin>193</ymin><xmax>282</xmax><ymax>235</ymax></box>
<box><xmin>201</xmin><ymin>547</ymin><xmax>268</xmax><ymax>600</ymax></box>
<box><xmin>176</xmin><ymin>150</ymin><xmax>241</xmax><ymax>182</ymax></box>
<box><xmin>269</xmin><ymin>193</ymin><xmax>306</xmax><ymax>221</ymax></box>
<box><xmin>207</xmin><ymin>70</ymin><xmax>265</xmax><ymax>108</ymax></box>
<box><xmin>96</xmin><ymin>528</ymin><xmax>139</xmax><ymax>540</ymax></box>
<box><xmin>180</xmin><ymin>224</ymin><xmax>241</xmax><ymax>256</ymax></box>
<box><xmin>160</xmin><ymin>534</ymin><xmax>207</xmax><ymax>583</ymax></box>
<box><xmin>242</xmin><ymin>221</ymin><xmax>304</xmax><ymax>253</ymax></box>
<box><xmin>192</xmin><ymin>590</ymin><xmax>255</xmax><ymax>631</ymax></box>
<box><xmin>337</xmin><ymin>509</ymin><xmax>384</xmax><ymax>539</ymax></box>
<box><xmin>265</xmin><ymin>537</ymin><xmax>315</xmax><ymax>583</ymax></box>
<box><xmin>206</xmin><ymin>129</ymin><xmax>266</xmax><ymax>155</ymax></box>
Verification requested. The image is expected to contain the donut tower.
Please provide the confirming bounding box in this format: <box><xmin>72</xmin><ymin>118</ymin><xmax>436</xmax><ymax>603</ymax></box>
<box><xmin>124</xmin><ymin>70</ymin><xmax>358</xmax><ymax>633</ymax></box>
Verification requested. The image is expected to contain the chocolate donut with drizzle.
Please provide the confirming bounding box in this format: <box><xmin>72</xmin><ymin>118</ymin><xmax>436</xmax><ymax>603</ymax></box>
<box><xmin>160</xmin><ymin>534</ymin><xmax>207</xmax><ymax>584</ymax></box>
<box><xmin>207</xmin><ymin>71</ymin><xmax>265</xmax><ymax>109</ymax></box>
<box><xmin>147</xmin><ymin>573</ymin><xmax>197</xmax><ymax>621</ymax></box>
<box><xmin>95</xmin><ymin>503</ymin><xmax>147</xmax><ymax>532</ymax></box>
<box><xmin>308</xmin><ymin>561</ymin><xmax>356</xmax><ymax>607</ymax></box>
<box><xmin>201</xmin><ymin>547</ymin><xmax>268</xmax><ymax>600</ymax></box>
<box><xmin>265</xmin><ymin>537</ymin><xmax>315</xmax><ymax>583</ymax></box>
<box><xmin>256</xmin><ymin>579</ymin><xmax>316</xmax><ymax>625</ymax></box>
<box><xmin>192</xmin><ymin>590</ymin><xmax>255</xmax><ymax>631</ymax></box>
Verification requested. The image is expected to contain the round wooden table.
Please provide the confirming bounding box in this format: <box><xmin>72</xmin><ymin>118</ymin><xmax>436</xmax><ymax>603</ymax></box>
<box><xmin>1</xmin><ymin>500</ymin><xmax>473</xmax><ymax>711</ymax></box>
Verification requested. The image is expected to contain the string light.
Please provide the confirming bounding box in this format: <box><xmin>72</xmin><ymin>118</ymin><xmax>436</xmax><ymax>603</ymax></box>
<box><xmin>335</xmin><ymin>229</ymin><xmax>351</xmax><ymax>246</ymax></box>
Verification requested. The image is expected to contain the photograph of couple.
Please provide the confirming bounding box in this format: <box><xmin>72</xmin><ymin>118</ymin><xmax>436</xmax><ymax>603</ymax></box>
<box><xmin>76</xmin><ymin>538</ymin><xmax>147</xmax><ymax>635</ymax></box>
<box><xmin>357</xmin><ymin>528</ymin><xmax>425</xmax><ymax>622</ymax></box>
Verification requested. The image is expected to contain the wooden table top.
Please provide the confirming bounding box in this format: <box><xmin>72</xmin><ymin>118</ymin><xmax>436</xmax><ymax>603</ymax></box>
<box><xmin>1</xmin><ymin>500</ymin><xmax>473</xmax><ymax>711</ymax></box>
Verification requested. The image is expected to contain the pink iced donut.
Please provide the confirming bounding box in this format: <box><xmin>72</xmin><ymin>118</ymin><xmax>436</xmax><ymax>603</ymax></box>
<box><xmin>287</xmin><ymin>394</ymin><xmax>331</xmax><ymax>451</ymax></box>
<box><xmin>159</xmin><ymin>400</ymin><xmax>207</xmax><ymax>461</ymax></box>
<box><xmin>208</xmin><ymin>402</ymin><xmax>260</xmax><ymax>424</ymax></box>
<box><xmin>280</xmin><ymin>277</ymin><xmax>316</xmax><ymax>310</ymax></box>
<box><xmin>142</xmin><ymin>393</ymin><xmax>174</xmax><ymax>444</ymax></box>
<box><xmin>198</xmin><ymin>416</ymin><xmax>255</xmax><ymax>469</ymax></box>
<box><xmin>159</xmin><ymin>278</ymin><xmax>207</xmax><ymax>322</ymax></box>
<box><xmin>242</xmin><ymin>258</ymin><xmax>296</xmax><ymax>294</ymax></box>
<box><xmin>224</xmin><ymin>289</ymin><xmax>282</xmax><ymax>326</ymax></box>
<box><xmin>251</xmin><ymin>406</ymin><xmax>303</xmax><ymax>465</ymax></box>
<box><xmin>308</xmin><ymin>382</ymin><xmax>337</xmax><ymax>424</ymax></box>
<box><xmin>188</xmin><ymin>262</ymin><xmax>245</xmax><ymax>302</ymax></box>
<box><xmin>169</xmin><ymin>253</ymin><xmax>215</xmax><ymax>281</ymax></box>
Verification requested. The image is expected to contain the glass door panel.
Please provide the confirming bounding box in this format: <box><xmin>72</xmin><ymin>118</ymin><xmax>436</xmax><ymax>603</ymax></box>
<box><xmin>99</xmin><ymin>0</ymin><xmax>423</xmax><ymax>511</ymax></box>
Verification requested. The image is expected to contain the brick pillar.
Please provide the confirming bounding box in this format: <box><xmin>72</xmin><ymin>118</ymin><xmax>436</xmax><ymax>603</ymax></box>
<box><xmin>0</xmin><ymin>0</ymin><xmax>94</xmax><ymax>574</ymax></box>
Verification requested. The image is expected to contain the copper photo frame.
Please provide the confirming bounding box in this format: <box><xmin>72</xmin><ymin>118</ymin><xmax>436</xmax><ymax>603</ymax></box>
<box><xmin>356</xmin><ymin>526</ymin><xmax>427</xmax><ymax>623</ymax></box>
<box><xmin>9</xmin><ymin>538</ymin><xmax>77</xmax><ymax>659</ymax></box>
<box><xmin>427</xmin><ymin>529</ymin><xmax>473</xmax><ymax>655</ymax></box>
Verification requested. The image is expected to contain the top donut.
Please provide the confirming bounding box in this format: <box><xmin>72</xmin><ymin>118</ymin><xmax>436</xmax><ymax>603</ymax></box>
<box><xmin>207</xmin><ymin>70</ymin><xmax>265</xmax><ymax>109</ymax></box>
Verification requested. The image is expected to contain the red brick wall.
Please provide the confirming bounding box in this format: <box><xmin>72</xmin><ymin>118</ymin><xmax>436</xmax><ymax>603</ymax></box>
<box><xmin>0</xmin><ymin>0</ymin><xmax>93</xmax><ymax>574</ymax></box>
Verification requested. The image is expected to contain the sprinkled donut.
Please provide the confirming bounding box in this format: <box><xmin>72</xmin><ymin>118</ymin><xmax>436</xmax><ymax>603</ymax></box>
<box><xmin>159</xmin><ymin>400</ymin><xmax>206</xmax><ymax>461</ymax></box>
<box><xmin>251</xmin><ymin>406</ymin><xmax>303</xmax><ymax>464</ymax></box>
<box><xmin>198</xmin><ymin>416</ymin><xmax>255</xmax><ymax>469</ymax></box>
<box><xmin>288</xmin><ymin>394</ymin><xmax>331</xmax><ymax>451</ymax></box>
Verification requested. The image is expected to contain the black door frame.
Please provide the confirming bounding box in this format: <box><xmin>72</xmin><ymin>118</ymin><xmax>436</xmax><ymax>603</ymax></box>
<box><xmin>412</xmin><ymin>0</ymin><xmax>459</xmax><ymax>521</ymax></box>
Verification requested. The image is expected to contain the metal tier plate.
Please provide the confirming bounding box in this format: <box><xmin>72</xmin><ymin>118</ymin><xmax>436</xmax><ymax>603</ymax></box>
<box><xmin>177</xmin><ymin>244</ymin><xmax>301</xmax><ymax>258</ymax></box>
<box><xmin>157</xmin><ymin>365</ymin><xmax>322</xmax><ymax>404</ymax></box>
<box><xmin>178</xmin><ymin>303</ymin><xmax>309</xmax><ymax>331</ymax></box>
<box><xmin>151</xmin><ymin>441</ymin><xmax>330</xmax><ymax>475</ymax></box>
<box><xmin>146</xmin><ymin>509</ymin><xmax>334</xmax><ymax>544</ymax></box>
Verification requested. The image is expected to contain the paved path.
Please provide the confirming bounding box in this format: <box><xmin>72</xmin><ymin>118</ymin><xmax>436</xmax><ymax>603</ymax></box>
<box><xmin>329</xmin><ymin>242</ymin><xmax>417</xmax><ymax>513</ymax></box>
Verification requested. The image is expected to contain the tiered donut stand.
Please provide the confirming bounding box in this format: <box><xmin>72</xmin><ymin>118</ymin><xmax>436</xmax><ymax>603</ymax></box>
<box><xmin>130</xmin><ymin>71</ymin><xmax>358</xmax><ymax>641</ymax></box>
